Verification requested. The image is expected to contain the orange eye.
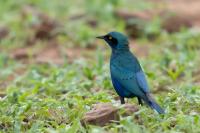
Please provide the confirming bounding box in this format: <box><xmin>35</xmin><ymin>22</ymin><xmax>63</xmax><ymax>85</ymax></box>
<box><xmin>109</xmin><ymin>36</ymin><xmax>112</xmax><ymax>40</ymax></box>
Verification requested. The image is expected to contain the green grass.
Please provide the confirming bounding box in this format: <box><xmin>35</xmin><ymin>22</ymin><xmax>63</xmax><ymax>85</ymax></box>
<box><xmin>0</xmin><ymin>0</ymin><xmax>200</xmax><ymax>132</ymax></box>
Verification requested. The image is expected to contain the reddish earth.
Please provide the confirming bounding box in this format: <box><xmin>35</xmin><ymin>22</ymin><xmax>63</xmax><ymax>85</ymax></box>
<box><xmin>130</xmin><ymin>40</ymin><xmax>150</xmax><ymax>57</ymax></box>
<box><xmin>0</xmin><ymin>66</ymin><xmax>27</xmax><ymax>94</ymax></box>
<box><xmin>3</xmin><ymin>0</ymin><xmax>200</xmax><ymax>93</ymax></box>
<box><xmin>10</xmin><ymin>43</ymin><xmax>95</xmax><ymax>65</ymax></box>
<box><xmin>11</xmin><ymin>47</ymin><xmax>35</xmax><ymax>60</ymax></box>
<box><xmin>21</xmin><ymin>5</ymin><xmax>61</xmax><ymax>45</ymax></box>
<box><xmin>192</xmin><ymin>69</ymin><xmax>200</xmax><ymax>85</ymax></box>
<box><xmin>115</xmin><ymin>0</ymin><xmax>200</xmax><ymax>36</ymax></box>
<box><xmin>0</xmin><ymin>26</ymin><xmax>9</xmax><ymax>40</ymax></box>
<box><xmin>35</xmin><ymin>42</ymin><xmax>63</xmax><ymax>65</ymax></box>
<box><xmin>10</xmin><ymin>0</ymin><xmax>199</xmax><ymax>65</ymax></box>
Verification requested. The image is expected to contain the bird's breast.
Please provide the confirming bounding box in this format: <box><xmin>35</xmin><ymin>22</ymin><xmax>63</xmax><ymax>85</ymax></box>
<box><xmin>110</xmin><ymin>62</ymin><xmax>135</xmax><ymax>80</ymax></box>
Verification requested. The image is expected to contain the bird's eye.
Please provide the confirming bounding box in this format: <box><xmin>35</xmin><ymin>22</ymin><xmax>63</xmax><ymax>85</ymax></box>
<box><xmin>106</xmin><ymin>35</ymin><xmax>118</xmax><ymax>45</ymax></box>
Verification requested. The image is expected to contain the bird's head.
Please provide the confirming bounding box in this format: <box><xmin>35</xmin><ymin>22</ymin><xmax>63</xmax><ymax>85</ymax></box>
<box><xmin>97</xmin><ymin>31</ymin><xmax>129</xmax><ymax>50</ymax></box>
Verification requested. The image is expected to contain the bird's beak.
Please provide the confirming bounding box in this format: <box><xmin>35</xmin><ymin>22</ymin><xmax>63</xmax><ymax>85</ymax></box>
<box><xmin>96</xmin><ymin>35</ymin><xmax>105</xmax><ymax>39</ymax></box>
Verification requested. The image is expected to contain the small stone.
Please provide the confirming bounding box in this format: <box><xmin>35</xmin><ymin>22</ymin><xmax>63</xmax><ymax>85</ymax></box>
<box><xmin>82</xmin><ymin>103</ymin><xmax>119</xmax><ymax>126</ymax></box>
<box><xmin>122</xmin><ymin>103</ymin><xmax>139</xmax><ymax>116</ymax></box>
<box><xmin>0</xmin><ymin>93</ymin><xmax>6</xmax><ymax>98</ymax></box>
<box><xmin>82</xmin><ymin>103</ymin><xmax>139</xmax><ymax>126</ymax></box>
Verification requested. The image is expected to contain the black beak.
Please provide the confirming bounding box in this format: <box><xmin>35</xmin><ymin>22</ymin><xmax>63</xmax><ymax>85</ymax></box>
<box><xmin>96</xmin><ymin>35</ymin><xmax>105</xmax><ymax>39</ymax></box>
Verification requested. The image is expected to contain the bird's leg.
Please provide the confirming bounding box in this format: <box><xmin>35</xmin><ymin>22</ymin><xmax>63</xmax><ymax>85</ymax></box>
<box><xmin>120</xmin><ymin>96</ymin><xmax>125</xmax><ymax>104</ymax></box>
<box><xmin>137</xmin><ymin>97</ymin><xmax>143</xmax><ymax>105</ymax></box>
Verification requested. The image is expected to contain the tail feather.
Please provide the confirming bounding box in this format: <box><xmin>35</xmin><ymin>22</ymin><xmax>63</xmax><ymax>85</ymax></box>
<box><xmin>149</xmin><ymin>101</ymin><xmax>165</xmax><ymax>114</ymax></box>
<box><xmin>145</xmin><ymin>93</ymin><xmax>165</xmax><ymax>114</ymax></box>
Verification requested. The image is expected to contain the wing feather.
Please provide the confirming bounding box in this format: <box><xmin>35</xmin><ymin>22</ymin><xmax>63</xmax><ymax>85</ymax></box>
<box><xmin>136</xmin><ymin>71</ymin><xmax>150</xmax><ymax>93</ymax></box>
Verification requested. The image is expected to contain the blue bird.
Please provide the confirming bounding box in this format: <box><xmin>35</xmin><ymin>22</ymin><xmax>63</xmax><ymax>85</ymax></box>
<box><xmin>97</xmin><ymin>31</ymin><xmax>165</xmax><ymax>114</ymax></box>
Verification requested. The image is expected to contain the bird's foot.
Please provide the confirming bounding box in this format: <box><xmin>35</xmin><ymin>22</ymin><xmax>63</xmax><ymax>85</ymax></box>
<box><xmin>137</xmin><ymin>97</ymin><xmax>143</xmax><ymax>105</ymax></box>
<box><xmin>120</xmin><ymin>96</ymin><xmax>125</xmax><ymax>104</ymax></box>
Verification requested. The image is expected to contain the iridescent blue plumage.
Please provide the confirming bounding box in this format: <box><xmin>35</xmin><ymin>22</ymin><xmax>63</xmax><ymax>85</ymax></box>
<box><xmin>97</xmin><ymin>31</ymin><xmax>165</xmax><ymax>114</ymax></box>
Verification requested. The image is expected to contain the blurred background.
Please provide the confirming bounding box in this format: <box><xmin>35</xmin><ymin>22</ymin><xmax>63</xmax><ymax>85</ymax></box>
<box><xmin>0</xmin><ymin>0</ymin><xmax>200</xmax><ymax>132</ymax></box>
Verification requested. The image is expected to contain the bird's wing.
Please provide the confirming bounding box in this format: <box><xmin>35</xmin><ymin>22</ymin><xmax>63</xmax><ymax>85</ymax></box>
<box><xmin>136</xmin><ymin>70</ymin><xmax>150</xmax><ymax>93</ymax></box>
<box><xmin>111</xmin><ymin>74</ymin><xmax>133</xmax><ymax>97</ymax></box>
<box><xmin>111</xmin><ymin>52</ymin><xmax>149</xmax><ymax>97</ymax></box>
<box><xmin>111</xmin><ymin>65</ymin><xmax>146</xmax><ymax>98</ymax></box>
<box><xmin>111</xmin><ymin>52</ymin><xmax>140</xmax><ymax>79</ymax></box>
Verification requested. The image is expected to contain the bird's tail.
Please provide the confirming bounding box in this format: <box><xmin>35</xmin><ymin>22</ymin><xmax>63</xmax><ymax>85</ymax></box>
<box><xmin>145</xmin><ymin>93</ymin><xmax>165</xmax><ymax>114</ymax></box>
